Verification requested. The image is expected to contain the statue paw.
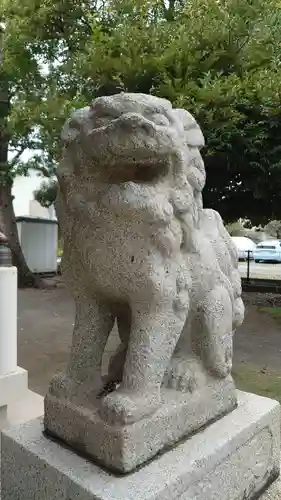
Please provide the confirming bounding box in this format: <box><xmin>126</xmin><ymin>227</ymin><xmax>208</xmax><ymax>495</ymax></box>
<box><xmin>49</xmin><ymin>372</ymin><xmax>105</xmax><ymax>401</ymax></box>
<box><xmin>164</xmin><ymin>357</ymin><xmax>207</xmax><ymax>393</ymax></box>
<box><xmin>49</xmin><ymin>372</ymin><xmax>78</xmax><ymax>399</ymax></box>
<box><xmin>99</xmin><ymin>387</ymin><xmax>161</xmax><ymax>425</ymax></box>
<box><xmin>208</xmin><ymin>361</ymin><xmax>232</xmax><ymax>379</ymax></box>
<box><xmin>207</xmin><ymin>343</ymin><xmax>233</xmax><ymax>379</ymax></box>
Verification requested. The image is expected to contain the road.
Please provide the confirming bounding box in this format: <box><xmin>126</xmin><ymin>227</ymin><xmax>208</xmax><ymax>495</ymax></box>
<box><xmin>239</xmin><ymin>261</ymin><xmax>281</xmax><ymax>280</ymax></box>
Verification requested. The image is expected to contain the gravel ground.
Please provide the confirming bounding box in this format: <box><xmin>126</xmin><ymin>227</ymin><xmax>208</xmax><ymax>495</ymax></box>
<box><xmin>17</xmin><ymin>280</ymin><xmax>281</xmax><ymax>396</ymax></box>
<box><xmin>242</xmin><ymin>292</ymin><xmax>281</xmax><ymax>307</ymax></box>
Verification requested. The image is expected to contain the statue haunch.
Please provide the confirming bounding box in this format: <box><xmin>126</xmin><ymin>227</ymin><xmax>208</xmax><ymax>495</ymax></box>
<box><xmin>49</xmin><ymin>93</ymin><xmax>244</xmax><ymax>426</ymax></box>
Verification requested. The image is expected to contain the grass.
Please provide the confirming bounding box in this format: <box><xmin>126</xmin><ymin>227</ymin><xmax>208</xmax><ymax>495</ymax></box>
<box><xmin>233</xmin><ymin>306</ymin><xmax>281</xmax><ymax>403</ymax></box>
<box><xmin>259</xmin><ymin>307</ymin><xmax>281</xmax><ymax>325</ymax></box>
<box><xmin>233</xmin><ymin>362</ymin><xmax>281</xmax><ymax>404</ymax></box>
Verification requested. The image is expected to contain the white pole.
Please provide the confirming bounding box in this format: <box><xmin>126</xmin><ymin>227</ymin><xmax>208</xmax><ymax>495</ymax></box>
<box><xmin>0</xmin><ymin>233</ymin><xmax>17</xmax><ymax>376</ymax></box>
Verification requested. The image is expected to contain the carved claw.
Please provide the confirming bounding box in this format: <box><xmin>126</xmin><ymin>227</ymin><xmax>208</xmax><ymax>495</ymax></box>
<box><xmin>164</xmin><ymin>357</ymin><xmax>207</xmax><ymax>393</ymax></box>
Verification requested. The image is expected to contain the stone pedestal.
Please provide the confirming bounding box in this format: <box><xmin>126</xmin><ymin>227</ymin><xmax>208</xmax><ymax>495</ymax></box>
<box><xmin>0</xmin><ymin>260</ymin><xmax>31</xmax><ymax>425</ymax></box>
<box><xmin>0</xmin><ymin>247</ymin><xmax>44</xmax><ymax>500</ymax></box>
<box><xmin>0</xmin><ymin>266</ymin><xmax>17</xmax><ymax>377</ymax></box>
<box><xmin>0</xmin><ymin>368</ymin><xmax>28</xmax><ymax>409</ymax></box>
<box><xmin>0</xmin><ymin>391</ymin><xmax>44</xmax><ymax>500</ymax></box>
<box><xmin>1</xmin><ymin>390</ymin><xmax>43</xmax><ymax>430</ymax></box>
<box><xmin>0</xmin><ymin>367</ymin><xmax>29</xmax><ymax>430</ymax></box>
<box><xmin>1</xmin><ymin>392</ymin><xmax>280</xmax><ymax>500</ymax></box>
<box><xmin>44</xmin><ymin>375</ymin><xmax>237</xmax><ymax>473</ymax></box>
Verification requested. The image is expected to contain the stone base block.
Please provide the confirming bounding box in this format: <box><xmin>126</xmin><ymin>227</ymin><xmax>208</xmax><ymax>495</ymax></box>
<box><xmin>44</xmin><ymin>375</ymin><xmax>237</xmax><ymax>473</ymax></box>
<box><xmin>1</xmin><ymin>389</ymin><xmax>44</xmax><ymax>430</ymax></box>
<box><xmin>0</xmin><ymin>389</ymin><xmax>44</xmax><ymax>498</ymax></box>
<box><xmin>1</xmin><ymin>391</ymin><xmax>280</xmax><ymax>500</ymax></box>
<box><xmin>0</xmin><ymin>389</ymin><xmax>43</xmax><ymax>435</ymax></box>
<box><xmin>0</xmin><ymin>367</ymin><xmax>27</xmax><ymax>408</ymax></box>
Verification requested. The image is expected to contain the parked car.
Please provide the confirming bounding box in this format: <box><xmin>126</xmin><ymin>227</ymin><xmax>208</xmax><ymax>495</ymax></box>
<box><xmin>231</xmin><ymin>236</ymin><xmax>256</xmax><ymax>261</ymax></box>
<box><xmin>253</xmin><ymin>240</ymin><xmax>281</xmax><ymax>263</ymax></box>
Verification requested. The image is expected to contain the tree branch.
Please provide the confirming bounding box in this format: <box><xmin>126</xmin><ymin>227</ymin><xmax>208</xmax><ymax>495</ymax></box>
<box><xmin>161</xmin><ymin>0</ymin><xmax>176</xmax><ymax>21</ymax></box>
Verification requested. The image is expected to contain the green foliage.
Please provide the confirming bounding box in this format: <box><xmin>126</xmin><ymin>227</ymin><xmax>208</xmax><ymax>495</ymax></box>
<box><xmin>233</xmin><ymin>363</ymin><xmax>281</xmax><ymax>404</ymax></box>
<box><xmin>82</xmin><ymin>0</ymin><xmax>281</xmax><ymax>223</ymax></box>
<box><xmin>225</xmin><ymin>220</ymin><xmax>246</xmax><ymax>236</ymax></box>
<box><xmin>33</xmin><ymin>179</ymin><xmax>58</xmax><ymax>208</ymax></box>
<box><xmin>259</xmin><ymin>307</ymin><xmax>281</xmax><ymax>324</ymax></box>
<box><xmin>2</xmin><ymin>0</ymin><xmax>281</xmax><ymax>223</ymax></box>
<box><xmin>0</xmin><ymin>0</ymin><xmax>98</xmax><ymax>184</ymax></box>
<box><xmin>264</xmin><ymin>220</ymin><xmax>281</xmax><ymax>239</ymax></box>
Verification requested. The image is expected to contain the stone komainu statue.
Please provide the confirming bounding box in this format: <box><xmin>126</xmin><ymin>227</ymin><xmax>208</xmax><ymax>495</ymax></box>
<box><xmin>45</xmin><ymin>93</ymin><xmax>244</xmax><ymax>470</ymax></box>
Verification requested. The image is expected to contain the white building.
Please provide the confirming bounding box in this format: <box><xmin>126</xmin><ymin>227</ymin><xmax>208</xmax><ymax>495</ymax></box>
<box><xmin>12</xmin><ymin>171</ymin><xmax>58</xmax><ymax>273</ymax></box>
<box><xmin>12</xmin><ymin>170</ymin><xmax>56</xmax><ymax>220</ymax></box>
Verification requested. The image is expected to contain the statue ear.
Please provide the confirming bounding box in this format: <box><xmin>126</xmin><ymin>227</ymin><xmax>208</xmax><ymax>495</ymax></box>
<box><xmin>185</xmin><ymin>125</ymin><xmax>205</xmax><ymax>149</ymax></box>
<box><xmin>172</xmin><ymin>108</ymin><xmax>205</xmax><ymax>149</ymax></box>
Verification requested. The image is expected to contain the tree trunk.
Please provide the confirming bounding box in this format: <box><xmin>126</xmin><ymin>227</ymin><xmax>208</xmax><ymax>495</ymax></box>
<box><xmin>1</xmin><ymin>28</ymin><xmax>41</xmax><ymax>288</ymax></box>
<box><xmin>0</xmin><ymin>182</ymin><xmax>42</xmax><ymax>287</ymax></box>
<box><xmin>162</xmin><ymin>0</ymin><xmax>176</xmax><ymax>21</ymax></box>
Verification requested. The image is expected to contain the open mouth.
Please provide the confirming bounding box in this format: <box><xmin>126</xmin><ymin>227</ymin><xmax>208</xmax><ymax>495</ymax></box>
<box><xmin>105</xmin><ymin>156</ymin><xmax>171</xmax><ymax>184</ymax></box>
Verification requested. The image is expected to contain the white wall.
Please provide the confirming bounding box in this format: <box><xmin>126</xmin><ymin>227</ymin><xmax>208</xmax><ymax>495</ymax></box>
<box><xmin>12</xmin><ymin>170</ymin><xmax>56</xmax><ymax>220</ymax></box>
<box><xmin>12</xmin><ymin>170</ymin><xmax>42</xmax><ymax>217</ymax></box>
<box><xmin>18</xmin><ymin>220</ymin><xmax>58</xmax><ymax>273</ymax></box>
<box><xmin>29</xmin><ymin>200</ymin><xmax>56</xmax><ymax>220</ymax></box>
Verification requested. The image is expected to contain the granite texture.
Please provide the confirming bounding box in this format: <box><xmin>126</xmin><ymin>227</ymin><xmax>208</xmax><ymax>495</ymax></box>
<box><xmin>45</xmin><ymin>92</ymin><xmax>244</xmax><ymax>471</ymax></box>
<box><xmin>2</xmin><ymin>392</ymin><xmax>280</xmax><ymax>500</ymax></box>
<box><xmin>45</xmin><ymin>376</ymin><xmax>236</xmax><ymax>473</ymax></box>
<box><xmin>0</xmin><ymin>390</ymin><xmax>44</xmax><ymax>499</ymax></box>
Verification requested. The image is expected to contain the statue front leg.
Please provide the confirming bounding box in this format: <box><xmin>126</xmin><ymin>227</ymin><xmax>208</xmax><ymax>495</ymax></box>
<box><xmin>163</xmin><ymin>317</ymin><xmax>207</xmax><ymax>393</ymax></box>
<box><xmin>100</xmin><ymin>297</ymin><xmax>187</xmax><ymax>425</ymax></box>
<box><xmin>196</xmin><ymin>286</ymin><xmax>234</xmax><ymax>379</ymax></box>
<box><xmin>49</xmin><ymin>295</ymin><xmax>115</xmax><ymax>401</ymax></box>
